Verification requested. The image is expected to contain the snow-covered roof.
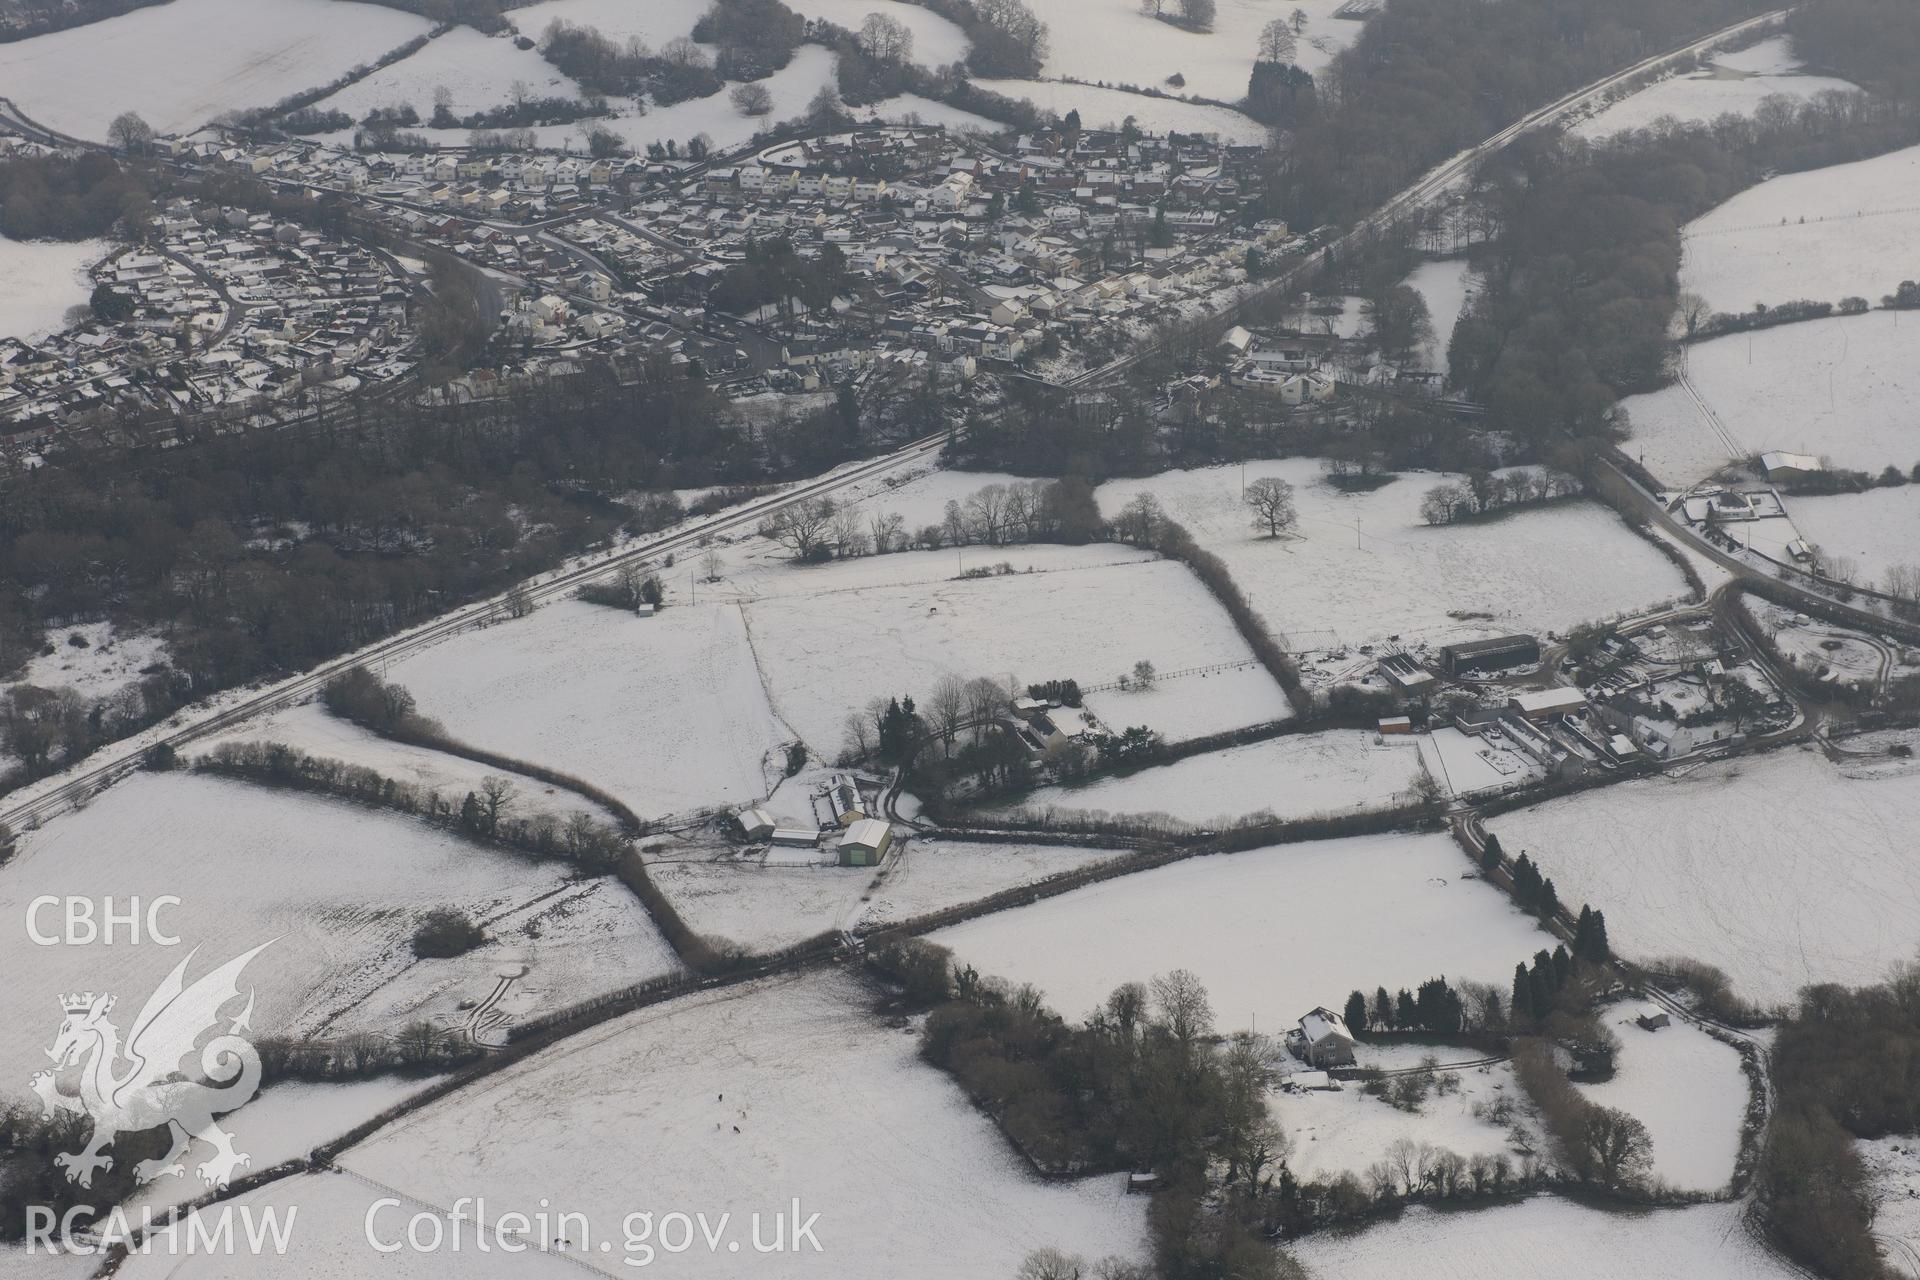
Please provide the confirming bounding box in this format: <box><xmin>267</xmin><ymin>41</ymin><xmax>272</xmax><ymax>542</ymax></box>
<box><xmin>1299</xmin><ymin>1007</ymin><xmax>1352</xmax><ymax>1045</ymax></box>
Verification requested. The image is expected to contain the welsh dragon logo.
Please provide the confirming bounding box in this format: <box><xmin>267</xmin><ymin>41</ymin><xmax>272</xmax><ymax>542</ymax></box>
<box><xmin>30</xmin><ymin>942</ymin><xmax>273</xmax><ymax>1191</ymax></box>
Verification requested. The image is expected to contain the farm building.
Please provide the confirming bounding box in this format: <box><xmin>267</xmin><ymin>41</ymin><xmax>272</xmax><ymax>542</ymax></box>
<box><xmin>738</xmin><ymin>807</ymin><xmax>776</xmax><ymax>841</ymax></box>
<box><xmin>1439</xmin><ymin>635</ymin><xmax>1540</xmax><ymax>677</ymax></box>
<box><xmin>772</xmin><ymin>826</ymin><xmax>822</xmax><ymax>848</ymax></box>
<box><xmin>1297</xmin><ymin>1006</ymin><xmax>1357</xmax><ymax>1068</ymax></box>
<box><xmin>827</xmin><ymin>775</ymin><xmax>865</xmax><ymax>825</ymax></box>
<box><xmin>1378</xmin><ymin>716</ymin><xmax>1413</xmax><ymax>735</ymax></box>
<box><xmin>838</xmin><ymin>818</ymin><xmax>894</xmax><ymax>867</ymax></box>
<box><xmin>1378</xmin><ymin>652</ymin><xmax>1436</xmax><ymax>693</ymax></box>
<box><xmin>1509</xmin><ymin>688</ymin><xmax>1588</xmax><ymax>722</ymax></box>
<box><xmin>1759</xmin><ymin>451</ymin><xmax>1823</xmax><ymax>484</ymax></box>
<box><xmin>1636</xmin><ymin>1007</ymin><xmax>1672</xmax><ymax>1032</ymax></box>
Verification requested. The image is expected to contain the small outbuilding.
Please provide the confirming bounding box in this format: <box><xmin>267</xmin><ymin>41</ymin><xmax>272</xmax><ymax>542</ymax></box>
<box><xmin>1378</xmin><ymin>716</ymin><xmax>1413</xmax><ymax>735</ymax></box>
<box><xmin>1635</xmin><ymin>1006</ymin><xmax>1672</xmax><ymax>1032</ymax></box>
<box><xmin>838</xmin><ymin>818</ymin><xmax>894</xmax><ymax>867</ymax></box>
<box><xmin>771</xmin><ymin>826</ymin><xmax>821</xmax><ymax>848</ymax></box>
<box><xmin>737</xmin><ymin>807</ymin><xmax>776</xmax><ymax>841</ymax></box>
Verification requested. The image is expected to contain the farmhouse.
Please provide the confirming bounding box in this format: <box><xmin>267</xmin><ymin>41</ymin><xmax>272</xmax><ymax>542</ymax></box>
<box><xmin>838</xmin><ymin>818</ymin><xmax>894</xmax><ymax>867</ymax></box>
<box><xmin>1439</xmin><ymin>634</ymin><xmax>1540</xmax><ymax>677</ymax></box>
<box><xmin>1297</xmin><ymin>1006</ymin><xmax>1357</xmax><ymax>1068</ymax></box>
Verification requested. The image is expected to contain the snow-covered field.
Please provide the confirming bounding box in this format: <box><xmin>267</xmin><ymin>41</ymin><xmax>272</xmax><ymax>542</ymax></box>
<box><xmin>1403</xmin><ymin>257</ymin><xmax>1476</xmax><ymax>378</ymax></box>
<box><xmin>1581</xmin><ymin>1009</ymin><xmax>1748</xmax><ymax>1192</ymax></box>
<box><xmin>391</xmin><ymin>599</ymin><xmax>788</xmax><ymax>821</ymax></box>
<box><xmin>1291</xmin><ymin>1197</ymin><xmax>1802</xmax><ymax>1280</ymax></box>
<box><xmin>0</xmin><ymin>234</ymin><xmax>108</xmax><ymax>342</ymax></box>
<box><xmin>1023</xmin><ymin>0</ymin><xmax>1363</xmax><ymax>99</ymax></box>
<box><xmin>648</xmin><ymin>857</ymin><xmax>868</xmax><ymax>951</ymax></box>
<box><xmin>0</xmin><ymin>772</ymin><xmax>676</xmax><ymax>1104</ymax></box>
<box><xmin>1273</xmin><ymin>1047</ymin><xmax>1538</xmax><ymax>1183</ymax></box>
<box><xmin>122</xmin><ymin>1075</ymin><xmax>435</xmax><ymax>1218</ymax></box>
<box><xmin>1572</xmin><ymin>37</ymin><xmax>1856</xmax><ymax>141</ymax></box>
<box><xmin>1787</xmin><ymin>486</ymin><xmax>1920</xmax><ymax>587</ymax></box>
<box><xmin>200</xmin><ymin>700</ymin><xmax>607</xmax><ymax>826</ymax></box>
<box><xmin>1494</xmin><ymin>746</ymin><xmax>1920</xmax><ymax>1008</ymax></box>
<box><xmin>114</xmin><ymin>1171</ymin><xmax>581</xmax><ymax>1279</ymax></box>
<box><xmin>650</xmin><ymin>836</ymin><xmax>1124</xmax><ymax>950</ymax></box>
<box><xmin>1859</xmin><ymin>1136</ymin><xmax>1920</xmax><ymax>1272</ymax></box>
<box><xmin>743</xmin><ymin>551</ymin><xmax>1294</xmax><ymax>752</ymax></box>
<box><xmin>974</xmin><ymin>78</ymin><xmax>1269</xmax><ymax>143</ymax></box>
<box><xmin>508</xmin><ymin>0</ymin><xmax>709</xmax><ymax>49</ymax></box>
<box><xmin>6</xmin><ymin>620</ymin><xmax>167</xmax><ymax>700</ymax></box>
<box><xmin>933</xmin><ymin>832</ymin><xmax>1548</xmax><ymax>1033</ymax></box>
<box><xmin>314</xmin><ymin>26</ymin><xmax>584</xmax><ymax>120</ymax></box>
<box><xmin>341</xmin><ymin>972</ymin><xmax>1147</xmax><ymax>1278</ymax></box>
<box><xmin>857</xmin><ymin>836</ymin><xmax>1122</xmax><ymax>927</ymax></box>
<box><xmin>988</xmin><ymin>730</ymin><xmax>1425</xmax><ymax>827</ymax></box>
<box><xmin>1097</xmin><ymin>461</ymin><xmax>1690</xmax><ymax>649</ymax></box>
<box><xmin>1681</xmin><ymin>142</ymin><xmax>1920</xmax><ymax>313</ymax></box>
<box><xmin>1623</xmin><ymin>310</ymin><xmax>1920</xmax><ymax>486</ymax></box>
<box><xmin>0</xmin><ymin>0</ymin><xmax>431</xmax><ymax>139</ymax></box>
<box><xmin>785</xmin><ymin>0</ymin><xmax>969</xmax><ymax>66</ymax></box>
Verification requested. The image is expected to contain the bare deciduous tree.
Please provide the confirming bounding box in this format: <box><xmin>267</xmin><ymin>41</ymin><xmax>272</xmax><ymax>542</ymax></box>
<box><xmin>1257</xmin><ymin>17</ymin><xmax>1297</xmax><ymax>63</ymax></box>
<box><xmin>1244</xmin><ymin>476</ymin><xmax>1297</xmax><ymax>537</ymax></box>
<box><xmin>858</xmin><ymin>11</ymin><xmax>914</xmax><ymax>62</ymax></box>
<box><xmin>758</xmin><ymin>497</ymin><xmax>838</xmax><ymax>560</ymax></box>
<box><xmin>730</xmin><ymin>82</ymin><xmax>773</xmax><ymax>116</ymax></box>
<box><xmin>478</xmin><ymin>775</ymin><xmax>516</xmax><ymax>834</ymax></box>
<box><xmin>1149</xmin><ymin>968</ymin><xmax>1213</xmax><ymax>1047</ymax></box>
<box><xmin>927</xmin><ymin>674</ymin><xmax>969</xmax><ymax>756</ymax></box>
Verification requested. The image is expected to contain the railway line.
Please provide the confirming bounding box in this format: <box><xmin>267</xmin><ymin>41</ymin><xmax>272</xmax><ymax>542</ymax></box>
<box><xmin>0</xmin><ymin>428</ymin><xmax>949</xmax><ymax>835</ymax></box>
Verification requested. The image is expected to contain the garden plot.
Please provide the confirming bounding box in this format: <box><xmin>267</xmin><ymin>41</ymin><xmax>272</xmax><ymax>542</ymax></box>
<box><xmin>1622</xmin><ymin>310</ymin><xmax>1920</xmax><ymax>486</ymax></box>
<box><xmin>7</xmin><ymin>620</ymin><xmax>167</xmax><ymax>700</ymax></box>
<box><xmin>987</xmin><ymin>731</ymin><xmax>1424</xmax><ymax>828</ymax></box>
<box><xmin>390</xmin><ymin>599</ymin><xmax>788</xmax><ymax>822</ymax></box>
<box><xmin>1402</xmin><ymin>258</ymin><xmax>1477</xmax><ymax>378</ymax></box>
<box><xmin>933</xmin><ymin>832</ymin><xmax>1547</xmax><ymax>1034</ymax></box>
<box><xmin>199</xmin><ymin>700</ymin><xmax>607</xmax><ymax>827</ymax></box>
<box><xmin>1681</xmin><ymin>140</ymin><xmax>1920</xmax><ymax>313</ymax></box>
<box><xmin>0</xmin><ymin>772</ymin><xmax>678</xmax><ymax>1107</ymax></box>
<box><xmin>0</xmin><ymin>0</ymin><xmax>431</xmax><ymax>140</ymax></box>
<box><xmin>314</xmin><ymin>25</ymin><xmax>585</xmax><ymax>120</ymax></box>
<box><xmin>0</xmin><ymin>233</ymin><xmax>108</xmax><ymax>342</ymax></box>
<box><xmin>1493</xmin><ymin>747</ymin><xmax>1920</xmax><ymax>1009</ymax></box>
<box><xmin>341</xmin><ymin>972</ymin><xmax>1147</xmax><ymax>1279</ymax></box>
<box><xmin>1290</xmin><ymin>1197</ymin><xmax>1802</xmax><ymax>1280</ymax></box>
<box><xmin>1570</xmin><ymin>36</ymin><xmax>1854</xmax><ymax>142</ymax></box>
<box><xmin>1272</xmin><ymin>1048</ymin><xmax>1540</xmax><ymax>1184</ymax></box>
<box><xmin>1097</xmin><ymin>461</ymin><xmax>1688</xmax><ymax>650</ymax></box>
<box><xmin>855</xmin><ymin>837</ymin><xmax>1125</xmax><ymax>929</ymax></box>
<box><xmin>973</xmin><ymin>79</ymin><xmax>1268</xmax><ymax>143</ymax></box>
<box><xmin>1787</xmin><ymin>487</ymin><xmax>1920</xmax><ymax>588</ymax></box>
<box><xmin>1579</xmin><ymin>1009</ymin><xmax>1748</xmax><ymax>1194</ymax></box>
<box><xmin>743</xmin><ymin>554</ymin><xmax>1293</xmax><ymax>752</ymax></box>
